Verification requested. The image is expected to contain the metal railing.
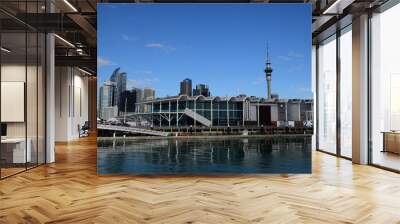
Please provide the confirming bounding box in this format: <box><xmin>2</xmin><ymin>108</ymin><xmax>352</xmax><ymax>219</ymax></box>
<box><xmin>183</xmin><ymin>108</ymin><xmax>212</xmax><ymax>127</ymax></box>
<box><xmin>97</xmin><ymin>124</ymin><xmax>169</xmax><ymax>137</ymax></box>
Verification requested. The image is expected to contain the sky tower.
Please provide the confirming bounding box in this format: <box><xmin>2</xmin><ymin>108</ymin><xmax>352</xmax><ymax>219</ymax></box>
<box><xmin>264</xmin><ymin>44</ymin><xmax>273</xmax><ymax>100</ymax></box>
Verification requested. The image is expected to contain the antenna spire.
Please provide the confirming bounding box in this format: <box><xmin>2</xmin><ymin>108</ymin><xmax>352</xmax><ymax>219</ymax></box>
<box><xmin>264</xmin><ymin>42</ymin><xmax>273</xmax><ymax>100</ymax></box>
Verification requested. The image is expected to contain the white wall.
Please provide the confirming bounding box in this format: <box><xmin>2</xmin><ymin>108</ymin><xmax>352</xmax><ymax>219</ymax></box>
<box><xmin>287</xmin><ymin>103</ymin><xmax>301</xmax><ymax>121</ymax></box>
<box><xmin>55</xmin><ymin>67</ymin><xmax>68</xmax><ymax>141</ymax></box>
<box><xmin>55</xmin><ymin>67</ymin><xmax>89</xmax><ymax>141</ymax></box>
<box><xmin>1</xmin><ymin>65</ymin><xmax>29</xmax><ymax>138</ymax></box>
<box><xmin>1</xmin><ymin>65</ymin><xmax>25</xmax><ymax>133</ymax></box>
<box><xmin>1</xmin><ymin>82</ymin><xmax>25</xmax><ymax>122</ymax></box>
<box><xmin>270</xmin><ymin>104</ymin><xmax>278</xmax><ymax>121</ymax></box>
<box><xmin>1</xmin><ymin>63</ymin><xmax>46</xmax><ymax>164</ymax></box>
<box><xmin>72</xmin><ymin>73</ymin><xmax>89</xmax><ymax>138</ymax></box>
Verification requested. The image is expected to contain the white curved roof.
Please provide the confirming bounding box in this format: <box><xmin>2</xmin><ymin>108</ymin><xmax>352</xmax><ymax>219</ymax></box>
<box><xmin>194</xmin><ymin>95</ymin><xmax>206</xmax><ymax>101</ymax></box>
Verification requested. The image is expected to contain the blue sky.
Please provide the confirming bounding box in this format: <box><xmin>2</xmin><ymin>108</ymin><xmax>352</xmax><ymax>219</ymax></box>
<box><xmin>98</xmin><ymin>4</ymin><xmax>312</xmax><ymax>99</ymax></box>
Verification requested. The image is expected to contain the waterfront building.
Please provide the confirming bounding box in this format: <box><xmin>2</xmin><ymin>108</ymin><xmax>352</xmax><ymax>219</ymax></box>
<box><xmin>133</xmin><ymin>95</ymin><xmax>313</xmax><ymax>128</ymax></box>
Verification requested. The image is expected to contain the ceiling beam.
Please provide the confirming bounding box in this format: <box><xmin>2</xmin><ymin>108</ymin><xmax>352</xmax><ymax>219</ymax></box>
<box><xmin>67</xmin><ymin>13</ymin><xmax>97</xmax><ymax>46</ymax></box>
<box><xmin>55</xmin><ymin>55</ymin><xmax>97</xmax><ymax>73</ymax></box>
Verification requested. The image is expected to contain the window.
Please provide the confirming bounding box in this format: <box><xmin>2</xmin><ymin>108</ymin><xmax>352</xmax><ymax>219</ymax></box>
<box><xmin>0</xmin><ymin>2</ymin><xmax>46</xmax><ymax>179</ymax></box>
<box><xmin>317</xmin><ymin>35</ymin><xmax>337</xmax><ymax>154</ymax></box>
<box><xmin>340</xmin><ymin>26</ymin><xmax>352</xmax><ymax>158</ymax></box>
<box><xmin>370</xmin><ymin>3</ymin><xmax>400</xmax><ymax>171</ymax></box>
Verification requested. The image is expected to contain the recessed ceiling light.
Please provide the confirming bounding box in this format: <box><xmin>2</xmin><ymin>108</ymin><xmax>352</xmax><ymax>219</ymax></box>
<box><xmin>78</xmin><ymin>67</ymin><xmax>93</xmax><ymax>76</ymax></box>
<box><xmin>323</xmin><ymin>0</ymin><xmax>354</xmax><ymax>15</ymax></box>
<box><xmin>54</xmin><ymin>34</ymin><xmax>75</xmax><ymax>48</ymax></box>
<box><xmin>63</xmin><ymin>0</ymin><xmax>78</xmax><ymax>12</ymax></box>
<box><xmin>1</xmin><ymin>47</ymin><xmax>11</xmax><ymax>53</ymax></box>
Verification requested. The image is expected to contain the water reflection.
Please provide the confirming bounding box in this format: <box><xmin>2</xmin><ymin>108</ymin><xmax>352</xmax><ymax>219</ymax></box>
<box><xmin>97</xmin><ymin>136</ymin><xmax>311</xmax><ymax>174</ymax></box>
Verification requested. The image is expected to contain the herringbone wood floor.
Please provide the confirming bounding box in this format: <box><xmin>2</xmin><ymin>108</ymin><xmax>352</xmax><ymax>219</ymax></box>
<box><xmin>1</xmin><ymin>136</ymin><xmax>400</xmax><ymax>224</ymax></box>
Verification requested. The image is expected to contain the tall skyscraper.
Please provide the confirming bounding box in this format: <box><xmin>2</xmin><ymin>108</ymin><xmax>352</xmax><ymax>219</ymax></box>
<box><xmin>132</xmin><ymin>88</ymin><xmax>143</xmax><ymax>102</ymax></box>
<box><xmin>264</xmin><ymin>45</ymin><xmax>273</xmax><ymax>100</ymax></box>
<box><xmin>143</xmin><ymin>87</ymin><xmax>155</xmax><ymax>100</ymax></box>
<box><xmin>110</xmin><ymin>67</ymin><xmax>127</xmax><ymax>113</ymax></box>
<box><xmin>193</xmin><ymin>84</ymin><xmax>210</xmax><ymax>97</ymax></box>
<box><xmin>98</xmin><ymin>80</ymin><xmax>117</xmax><ymax>119</ymax></box>
<box><xmin>180</xmin><ymin>78</ymin><xmax>192</xmax><ymax>96</ymax></box>
<box><xmin>132</xmin><ymin>88</ymin><xmax>143</xmax><ymax>113</ymax></box>
<box><xmin>118</xmin><ymin>90</ymin><xmax>136</xmax><ymax>113</ymax></box>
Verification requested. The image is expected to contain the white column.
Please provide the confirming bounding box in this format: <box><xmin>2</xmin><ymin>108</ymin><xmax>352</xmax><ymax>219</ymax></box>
<box><xmin>242</xmin><ymin>101</ymin><xmax>245</xmax><ymax>126</ymax></box>
<box><xmin>285</xmin><ymin>103</ymin><xmax>288</xmax><ymax>121</ymax></box>
<box><xmin>227</xmin><ymin>101</ymin><xmax>229</xmax><ymax>127</ymax></box>
<box><xmin>176</xmin><ymin>99</ymin><xmax>179</xmax><ymax>127</ymax></box>
<box><xmin>46</xmin><ymin>30</ymin><xmax>55</xmax><ymax>163</ymax></box>
<box><xmin>211</xmin><ymin>100</ymin><xmax>213</xmax><ymax>127</ymax></box>
<box><xmin>168</xmin><ymin>100</ymin><xmax>171</xmax><ymax>127</ymax></box>
<box><xmin>352</xmin><ymin>14</ymin><xmax>369</xmax><ymax>164</ymax></box>
<box><xmin>257</xmin><ymin>102</ymin><xmax>260</xmax><ymax>127</ymax></box>
<box><xmin>194</xmin><ymin>100</ymin><xmax>196</xmax><ymax>128</ymax></box>
<box><xmin>218</xmin><ymin>103</ymin><xmax>220</xmax><ymax>126</ymax></box>
<box><xmin>298</xmin><ymin>103</ymin><xmax>301</xmax><ymax>121</ymax></box>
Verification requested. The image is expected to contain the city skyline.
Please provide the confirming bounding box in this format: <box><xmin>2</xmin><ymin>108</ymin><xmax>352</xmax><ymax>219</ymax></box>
<box><xmin>98</xmin><ymin>4</ymin><xmax>312</xmax><ymax>99</ymax></box>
